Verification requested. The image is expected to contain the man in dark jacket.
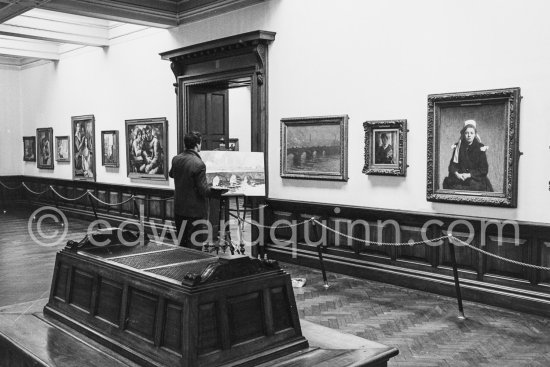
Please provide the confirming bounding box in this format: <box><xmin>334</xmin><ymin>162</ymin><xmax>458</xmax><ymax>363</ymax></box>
<box><xmin>169</xmin><ymin>132</ymin><xmax>212</xmax><ymax>248</ymax></box>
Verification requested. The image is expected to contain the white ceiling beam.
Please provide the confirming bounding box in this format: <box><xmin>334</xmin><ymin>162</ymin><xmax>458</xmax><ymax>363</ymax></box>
<box><xmin>0</xmin><ymin>37</ymin><xmax>59</xmax><ymax>60</ymax></box>
<box><xmin>0</xmin><ymin>23</ymin><xmax>108</xmax><ymax>46</ymax></box>
<box><xmin>0</xmin><ymin>9</ymin><xmax>109</xmax><ymax>46</ymax></box>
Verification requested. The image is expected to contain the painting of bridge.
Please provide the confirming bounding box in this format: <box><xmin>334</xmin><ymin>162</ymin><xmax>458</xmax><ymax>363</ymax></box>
<box><xmin>281</xmin><ymin>115</ymin><xmax>348</xmax><ymax>181</ymax></box>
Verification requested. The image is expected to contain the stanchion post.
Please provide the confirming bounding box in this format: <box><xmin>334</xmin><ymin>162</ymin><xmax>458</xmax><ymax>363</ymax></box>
<box><xmin>1</xmin><ymin>182</ymin><xmax>5</xmax><ymax>214</ymax></box>
<box><xmin>51</xmin><ymin>186</ymin><xmax>63</xmax><ymax>226</ymax></box>
<box><xmin>88</xmin><ymin>192</ymin><xmax>99</xmax><ymax>222</ymax></box>
<box><xmin>312</xmin><ymin>219</ymin><xmax>329</xmax><ymax>289</ymax></box>
<box><xmin>448</xmin><ymin>234</ymin><xmax>466</xmax><ymax>319</ymax></box>
<box><xmin>316</xmin><ymin>244</ymin><xmax>329</xmax><ymax>289</ymax></box>
<box><xmin>133</xmin><ymin>196</ymin><xmax>141</xmax><ymax>223</ymax></box>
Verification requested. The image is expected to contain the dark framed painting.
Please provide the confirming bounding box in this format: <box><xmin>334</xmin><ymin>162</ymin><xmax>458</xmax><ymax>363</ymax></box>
<box><xmin>125</xmin><ymin>117</ymin><xmax>168</xmax><ymax>180</ymax></box>
<box><xmin>228</xmin><ymin>138</ymin><xmax>239</xmax><ymax>151</ymax></box>
<box><xmin>23</xmin><ymin>136</ymin><xmax>36</xmax><ymax>162</ymax></box>
<box><xmin>101</xmin><ymin>130</ymin><xmax>119</xmax><ymax>167</ymax></box>
<box><xmin>72</xmin><ymin>114</ymin><xmax>96</xmax><ymax>181</ymax></box>
<box><xmin>36</xmin><ymin>127</ymin><xmax>54</xmax><ymax>169</ymax></box>
<box><xmin>363</xmin><ymin>120</ymin><xmax>407</xmax><ymax>176</ymax></box>
<box><xmin>55</xmin><ymin>136</ymin><xmax>70</xmax><ymax>162</ymax></box>
<box><xmin>280</xmin><ymin>115</ymin><xmax>348</xmax><ymax>181</ymax></box>
<box><xmin>427</xmin><ymin>87</ymin><xmax>521</xmax><ymax>207</ymax></box>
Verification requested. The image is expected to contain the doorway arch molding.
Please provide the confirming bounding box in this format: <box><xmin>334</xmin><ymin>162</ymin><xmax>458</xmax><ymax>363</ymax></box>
<box><xmin>160</xmin><ymin>30</ymin><xmax>275</xmax><ymax>155</ymax></box>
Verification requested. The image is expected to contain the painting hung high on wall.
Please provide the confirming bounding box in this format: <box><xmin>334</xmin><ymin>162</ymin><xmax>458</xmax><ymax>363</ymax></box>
<box><xmin>280</xmin><ymin>115</ymin><xmax>349</xmax><ymax>181</ymax></box>
<box><xmin>36</xmin><ymin>127</ymin><xmax>54</xmax><ymax>169</ymax></box>
<box><xmin>101</xmin><ymin>130</ymin><xmax>119</xmax><ymax>167</ymax></box>
<box><xmin>72</xmin><ymin>115</ymin><xmax>96</xmax><ymax>181</ymax></box>
<box><xmin>363</xmin><ymin>120</ymin><xmax>407</xmax><ymax>176</ymax></box>
<box><xmin>23</xmin><ymin>136</ymin><xmax>36</xmax><ymax>162</ymax></box>
<box><xmin>427</xmin><ymin>88</ymin><xmax>521</xmax><ymax>207</ymax></box>
<box><xmin>125</xmin><ymin>117</ymin><xmax>168</xmax><ymax>180</ymax></box>
<box><xmin>55</xmin><ymin>136</ymin><xmax>70</xmax><ymax>162</ymax></box>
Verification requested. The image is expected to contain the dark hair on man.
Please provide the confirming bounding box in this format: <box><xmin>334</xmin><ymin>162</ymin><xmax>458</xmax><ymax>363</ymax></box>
<box><xmin>184</xmin><ymin>131</ymin><xmax>202</xmax><ymax>150</ymax></box>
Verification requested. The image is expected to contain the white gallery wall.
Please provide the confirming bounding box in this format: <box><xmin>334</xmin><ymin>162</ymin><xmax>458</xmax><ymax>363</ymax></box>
<box><xmin>2</xmin><ymin>0</ymin><xmax>550</xmax><ymax>223</ymax></box>
<box><xmin>0</xmin><ymin>66</ymin><xmax>22</xmax><ymax>175</ymax></box>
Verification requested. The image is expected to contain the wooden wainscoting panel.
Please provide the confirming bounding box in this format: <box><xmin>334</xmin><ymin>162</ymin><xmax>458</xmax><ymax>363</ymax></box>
<box><xmin>162</xmin><ymin>301</ymin><xmax>184</xmax><ymax>354</ymax></box>
<box><xmin>396</xmin><ymin>225</ymin><xmax>434</xmax><ymax>265</ymax></box>
<box><xmin>484</xmin><ymin>236</ymin><xmax>528</xmax><ymax>280</ymax></box>
<box><xmin>270</xmin><ymin>286</ymin><xmax>292</xmax><ymax>332</ymax></box>
<box><xmin>125</xmin><ymin>288</ymin><xmax>158</xmax><ymax>341</ymax></box>
<box><xmin>197</xmin><ymin>302</ymin><xmax>220</xmax><ymax>355</ymax></box>
<box><xmin>53</xmin><ymin>264</ymin><xmax>70</xmax><ymax>301</ymax></box>
<box><xmin>121</xmin><ymin>193</ymin><xmax>134</xmax><ymax>215</ymax></box>
<box><xmin>70</xmin><ymin>268</ymin><xmax>94</xmax><ymax>312</ymax></box>
<box><xmin>227</xmin><ymin>291</ymin><xmax>265</xmax><ymax>345</ymax></box>
<box><xmin>96</xmin><ymin>278</ymin><xmax>123</xmax><ymax>325</ymax></box>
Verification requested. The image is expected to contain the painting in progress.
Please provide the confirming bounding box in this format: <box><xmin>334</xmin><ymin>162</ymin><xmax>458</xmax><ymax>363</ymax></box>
<box><xmin>200</xmin><ymin>151</ymin><xmax>265</xmax><ymax>196</ymax></box>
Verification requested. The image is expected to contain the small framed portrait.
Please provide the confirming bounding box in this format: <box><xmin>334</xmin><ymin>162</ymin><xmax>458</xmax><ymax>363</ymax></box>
<box><xmin>55</xmin><ymin>136</ymin><xmax>70</xmax><ymax>162</ymax></box>
<box><xmin>125</xmin><ymin>117</ymin><xmax>168</xmax><ymax>180</ymax></box>
<box><xmin>427</xmin><ymin>87</ymin><xmax>521</xmax><ymax>207</ymax></box>
<box><xmin>228</xmin><ymin>138</ymin><xmax>239</xmax><ymax>151</ymax></box>
<box><xmin>72</xmin><ymin>115</ymin><xmax>96</xmax><ymax>181</ymax></box>
<box><xmin>281</xmin><ymin>115</ymin><xmax>348</xmax><ymax>181</ymax></box>
<box><xmin>101</xmin><ymin>130</ymin><xmax>119</xmax><ymax>167</ymax></box>
<box><xmin>36</xmin><ymin>127</ymin><xmax>54</xmax><ymax>169</ymax></box>
<box><xmin>23</xmin><ymin>136</ymin><xmax>36</xmax><ymax>162</ymax></box>
<box><xmin>363</xmin><ymin>120</ymin><xmax>407</xmax><ymax>176</ymax></box>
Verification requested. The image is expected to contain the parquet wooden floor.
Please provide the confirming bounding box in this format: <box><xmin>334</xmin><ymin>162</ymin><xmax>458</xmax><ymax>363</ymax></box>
<box><xmin>283</xmin><ymin>263</ymin><xmax>550</xmax><ymax>367</ymax></box>
<box><xmin>1</xmin><ymin>209</ymin><xmax>549</xmax><ymax>366</ymax></box>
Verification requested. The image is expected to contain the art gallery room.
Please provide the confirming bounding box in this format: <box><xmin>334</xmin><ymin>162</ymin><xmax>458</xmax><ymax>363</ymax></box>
<box><xmin>0</xmin><ymin>0</ymin><xmax>550</xmax><ymax>366</ymax></box>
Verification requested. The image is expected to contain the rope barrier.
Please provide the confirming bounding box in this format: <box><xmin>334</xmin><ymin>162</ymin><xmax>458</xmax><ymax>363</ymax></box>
<box><xmin>451</xmin><ymin>236</ymin><xmax>550</xmax><ymax>271</ymax></box>
<box><xmin>0</xmin><ymin>180</ymin><xmax>22</xmax><ymax>190</ymax></box>
<box><xmin>88</xmin><ymin>192</ymin><xmax>136</xmax><ymax>207</ymax></box>
<box><xmin>22</xmin><ymin>182</ymin><xmax>50</xmax><ymax>196</ymax></box>
<box><xmin>50</xmin><ymin>186</ymin><xmax>90</xmax><ymax>202</ymax></box>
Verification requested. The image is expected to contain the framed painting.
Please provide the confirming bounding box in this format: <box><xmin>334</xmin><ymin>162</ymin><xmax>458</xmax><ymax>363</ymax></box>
<box><xmin>228</xmin><ymin>138</ymin><xmax>239</xmax><ymax>151</ymax></box>
<box><xmin>23</xmin><ymin>136</ymin><xmax>36</xmax><ymax>162</ymax></box>
<box><xmin>280</xmin><ymin>115</ymin><xmax>348</xmax><ymax>181</ymax></box>
<box><xmin>55</xmin><ymin>136</ymin><xmax>70</xmax><ymax>162</ymax></box>
<box><xmin>427</xmin><ymin>87</ymin><xmax>521</xmax><ymax>207</ymax></box>
<box><xmin>72</xmin><ymin>115</ymin><xmax>96</xmax><ymax>181</ymax></box>
<box><xmin>36</xmin><ymin>127</ymin><xmax>54</xmax><ymax>169</ymax></box>
<box><xmin>101</xmin><ymin>130</ymin><xmax>119</xmax><ymax>167</ymax></box>
<box><xmin>125</xmin><ymin>117</ymin><xmax>168</xmax><ymax>180</ymax></box>
<box><xmin>363</xmin><ymin>120</ymin><xmax>407</xmax><ymax>176</ymax></box>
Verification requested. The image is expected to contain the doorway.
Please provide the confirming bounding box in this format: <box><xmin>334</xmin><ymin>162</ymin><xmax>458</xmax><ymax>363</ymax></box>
<box><xmin>187</xmin><ymin>79</ymin><xmax>252</xmax><ymax>152</ymax></box>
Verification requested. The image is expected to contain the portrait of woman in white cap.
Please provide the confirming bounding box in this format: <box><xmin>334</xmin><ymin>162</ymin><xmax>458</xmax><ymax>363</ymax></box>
<box><xmin>442</xmin><ymin>120</ymin><xmax>493</xmax><ymax>191</ymax></box>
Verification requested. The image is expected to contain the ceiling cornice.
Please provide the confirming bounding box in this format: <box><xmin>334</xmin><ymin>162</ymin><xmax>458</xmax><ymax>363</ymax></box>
<box><xmin>176</xmin><ymin>0</ymin><xmax>265</xmax><ymax>25</ymax></box>
<box><xmin>0</xmin><ymin>0</ymin><xmax>51</xmax><ymax>23</ymax></box>
<box><xmin>39</xmin><ymin>0</ymin><xmax>177</xmax><ymax>28</ymax></box>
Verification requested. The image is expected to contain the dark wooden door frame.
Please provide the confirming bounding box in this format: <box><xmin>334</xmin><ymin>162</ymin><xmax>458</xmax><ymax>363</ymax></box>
<box><xmin>160</xmin><ymin>30</ymin><xmax>276</xmax><ymax>196</ymax></box>
<box><xmin>179</xmin><ymin>69</ymin><xmax>255</xmax><ymax>151</ymax></box>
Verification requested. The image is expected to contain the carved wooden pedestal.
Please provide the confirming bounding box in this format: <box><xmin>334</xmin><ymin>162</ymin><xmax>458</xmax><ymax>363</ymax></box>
<box><xmin>44</xmin><ymin>230</ymin><xmax>307</xmax><ymax>367</ymax></box>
